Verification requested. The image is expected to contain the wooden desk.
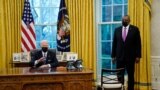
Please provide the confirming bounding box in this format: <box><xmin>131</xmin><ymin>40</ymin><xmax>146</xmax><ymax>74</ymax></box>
<box><xmin>0</xmin><ymin>67</ymin><xmax>93</xmax><ymax>90</ymax></box>
<box><xmin>11</xmin><ymin>61</ymin><xmax>67</xmax><ymax>67</ymax></box>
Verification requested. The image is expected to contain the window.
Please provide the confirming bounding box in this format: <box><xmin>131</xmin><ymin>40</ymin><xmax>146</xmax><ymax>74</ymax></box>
<box><xmin>96</xmin><ymin>0</ymin><xmax>128</xmax><ymax>76</ymax></box>
<box><xmin>30</xmin><ymin>0</ymin><xmax>60</xmax><ymax>48</ymax></box>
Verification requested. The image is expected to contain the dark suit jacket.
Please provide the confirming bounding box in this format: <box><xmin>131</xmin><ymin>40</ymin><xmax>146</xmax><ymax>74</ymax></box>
<box><xmin>29</xmin><ymin>49</ymin><xmax>58</xmax><ymax>68</ymax></box>
<box><xmin>111</xmin><ymin>25</ymin><xmax>141</xmax><ymax>61</ymax></box>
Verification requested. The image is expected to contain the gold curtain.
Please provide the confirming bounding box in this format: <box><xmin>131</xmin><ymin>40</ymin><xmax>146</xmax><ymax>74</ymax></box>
<box><xmin>128</xmin><ymin>0</ymin><xmax>152</xmax><ymax>90</ymax></box>
<box><xmin>0</xmin><ymin>0</ymin><xmax>23</xmax><ymax>68</ymax></box>
<box><xmin>66</xmin><ymin>0</ymin><xmax>96</xmax><ymax>77</ymax></box>
<box><xmin>0</xmin><ymin>0</ymin><xmax>97</xmax><ymax>78</ymax></box>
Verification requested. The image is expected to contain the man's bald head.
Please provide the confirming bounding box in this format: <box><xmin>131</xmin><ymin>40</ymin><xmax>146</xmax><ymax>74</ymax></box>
<box><xmin>41</xmin><ymin>40</ymin><xmax>48</xmax><ymax>48</ymax></box>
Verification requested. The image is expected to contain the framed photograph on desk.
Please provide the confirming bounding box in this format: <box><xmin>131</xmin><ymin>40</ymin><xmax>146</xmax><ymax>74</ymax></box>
<box><xmin>20</xmin><ymin>52</ymin><xmax>30</xmax><ymax>62</ymax></box>
<box><xmin>13</xmin><ymin>53</ymin><xmax>21</xmax><ymax>62</ymax></box>
<box><xmin>56</xmin><ymin>51</ymin><xmax>63</xmax><ymax>61</ymax></box>
<box><xmin>61</xmin><ymin>52</ymin><xmax>78</xmax><ymax>61</ymax></box>
<box><xmin>56</xmin><ymin>55</ymin><xmax>63</xmax><ymax>61</ymax></box>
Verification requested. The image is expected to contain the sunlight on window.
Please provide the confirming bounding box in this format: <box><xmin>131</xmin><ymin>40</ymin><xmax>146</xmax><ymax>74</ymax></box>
<box><xmin>97</xmin><ymin>0</ymin><xmax>128</xmax><ymax>70</ymax></box>
<box><xmin>30</xmin><ymin>0</ymin><xmax>60</xmax><ymax>48</ymax></box>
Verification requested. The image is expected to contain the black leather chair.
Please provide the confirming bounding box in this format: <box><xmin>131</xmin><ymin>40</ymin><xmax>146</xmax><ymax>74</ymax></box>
<box><xmin>97</xmin><ymin>68</ymin><xmax>125</xmax><ymax>90</ymax></box>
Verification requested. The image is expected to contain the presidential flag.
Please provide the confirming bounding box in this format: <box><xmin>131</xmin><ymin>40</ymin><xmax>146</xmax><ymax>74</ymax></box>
<box><xmin>21</xmin><ymin>0</ymin><xmax>36</xmax><ymax>52</ymax></box>
<box><xmin>57</xmin><ymin>0</ymin><xmax>70</xmax><ymax>52</ymax></box>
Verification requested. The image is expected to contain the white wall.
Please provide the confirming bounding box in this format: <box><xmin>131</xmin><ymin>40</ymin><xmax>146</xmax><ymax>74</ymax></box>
<box><xmin>151</xmin><ymin>0</ymin><xmax>160</xmax><ymax>55</ymax></box>
<box><xmin>151</xmin><ymin>0</ymin><xmax>160</xmax><ymax>89</ymax></box>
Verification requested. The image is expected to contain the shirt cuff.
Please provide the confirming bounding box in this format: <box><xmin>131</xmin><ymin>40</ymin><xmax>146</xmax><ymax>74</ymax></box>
<box><xmin>48</xmin><ymin>64</ymin><xmax>51</xmax><ymax>68</ymax></box>
<box><xmin>34</xmin><ymin>60</ymin><xmax>38</xmax><ymax>66</ymax></box>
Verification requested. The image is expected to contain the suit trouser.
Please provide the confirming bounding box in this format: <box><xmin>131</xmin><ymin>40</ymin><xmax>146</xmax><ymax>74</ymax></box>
<box><xmin>116</xmin><ymin>59</ymin><xmax>135</xmax><ymax>90</ymax></box>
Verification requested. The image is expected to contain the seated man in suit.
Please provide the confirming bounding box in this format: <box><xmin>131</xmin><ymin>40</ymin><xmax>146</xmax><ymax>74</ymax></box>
<box><xmin>29</xmin><ymin>40</ymin><xmax>58</xmax><ymax>68</ymax></box>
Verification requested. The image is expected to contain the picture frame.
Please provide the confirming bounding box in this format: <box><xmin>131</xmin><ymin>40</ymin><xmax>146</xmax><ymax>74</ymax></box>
<box><xmin>61</xmin><ymin>52</ymin><xmax>78</xmax><ymax>61</ymax></box>
<box><xmin>13</xmin><ymin>53</ymin><xmax>21</xmax><ymax>62</ymax></box>
<box><xmin>66</xmin><ymin>53</ymin><xmax>78</xmax><ymax>61</ymax></box>
<box><xmin>56</xmin><ymin>55</ymin><xmax>63</xmax><ymax>61</ymax></box>
<box><xmin>20</xmin><ymin>52</ymin><xmax>30</xmax><ymax>62</ymax></box>
<box><xmin>56</xmin><ymin>51</ymin><xmax>63</xmax><ymax>61</ymax></box>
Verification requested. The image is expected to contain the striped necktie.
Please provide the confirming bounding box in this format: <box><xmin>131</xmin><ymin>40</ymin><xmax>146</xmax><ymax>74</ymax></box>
<box><xmin>44</xmin><ymin>53</ymin><xmax>47</xmax><ymax>64</ymax></box>
<box><xmin>122</xmin><ymin>27</ymin><xmax>127</xmax><ymax>41</ymax></box>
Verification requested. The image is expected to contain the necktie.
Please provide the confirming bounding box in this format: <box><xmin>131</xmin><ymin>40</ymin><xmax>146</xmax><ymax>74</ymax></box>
<box><xmin>44</xmin><ymin>53</ymin><xmax>47</xmax><ymax>64</ymax></box>
<box><xmin>44</xmin><ymin>53</ymin><xmax>46</xmax><ymax>57</ymax></box>
<box><xmin>123</xmin><ymin>27</ymin><xmax>127</xmax><ymax>41</ymax></box>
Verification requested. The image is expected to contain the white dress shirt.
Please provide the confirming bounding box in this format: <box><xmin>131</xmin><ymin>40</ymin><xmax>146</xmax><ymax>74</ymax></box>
<box><xmin>35</xmin><ymin>51</ymin><xmax>51</xmax><ymax>67</ymax></box>
<box><xmin>42</xmin><ymin>51</ymin><xmax>47</xmax><ymax>57</ymax></box>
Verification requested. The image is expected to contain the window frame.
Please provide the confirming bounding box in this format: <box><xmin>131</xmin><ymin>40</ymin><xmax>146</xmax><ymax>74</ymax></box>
<box><xmin>30</xmin><ymin>0</ymin><xmax>60</xmax><ymax>48</ymax></box>
<box><xmin>95</xmin><ymin>0</ymin><xmax>128</xmax><ymax>80</ymax></box>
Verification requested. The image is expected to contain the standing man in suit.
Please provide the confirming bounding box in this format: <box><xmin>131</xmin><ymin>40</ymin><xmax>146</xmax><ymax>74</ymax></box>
<box><xmin>29</xmin><ymin>40</ymin><xmax>58</xmax><ymax>68</ymax></box>
<box><xmin>111</xmin><ymin>15</ymin><xmax>141</xmax><ymax>90</ymax></box>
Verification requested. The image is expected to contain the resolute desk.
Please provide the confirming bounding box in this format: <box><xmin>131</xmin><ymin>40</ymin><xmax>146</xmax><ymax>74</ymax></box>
<box><xmin>0</xmin><ymin>67</ymin><xmax>93</xmax><ymax>90</ymax></box>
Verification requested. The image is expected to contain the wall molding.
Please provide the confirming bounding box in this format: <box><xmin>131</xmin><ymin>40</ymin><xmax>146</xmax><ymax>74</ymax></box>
<box><xmin>151</xmin><ymin>56</ymin><xmax>160</xmax><ymax>59</ymax></box>
<box><xmin>151</xmin><ymin>55</ymin><xmax>160</xmax><ymax>90</ymax></box>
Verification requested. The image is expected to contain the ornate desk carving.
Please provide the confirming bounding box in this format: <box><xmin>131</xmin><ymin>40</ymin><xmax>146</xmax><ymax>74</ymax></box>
<box><xmin>0</xmin><ymin>67</ymin><xmax>93</xmax><ymax>90</ymax></box>
<box><xmin>10</xmin><ymin>61</ymin><xmax>67</xmax><ymax>67</ymax></box>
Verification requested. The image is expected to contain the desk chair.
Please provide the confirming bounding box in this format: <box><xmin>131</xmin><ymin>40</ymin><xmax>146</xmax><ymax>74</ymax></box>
<box><xmin>97</xmin><ymin>68</ymin><xmax>125</xmax><ymax>90</ymax></box>
<box><xmin>29</xmin><ymin>49</ymin><xmax>56</xmax><ymax>67</ymax></box>
<box><xmin>30</xmin><ymin>49</ymin><xmax>56</xmax><ymax>58</ymax></box>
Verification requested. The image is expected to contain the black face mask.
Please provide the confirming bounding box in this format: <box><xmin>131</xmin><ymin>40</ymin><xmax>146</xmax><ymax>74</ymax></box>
<box><xmin>42</xmin><ymin>47</ymin><xmax>48</xmax><ymax>52</ymax></box>
<box><xmin>122</xmin><ymin>21</ymin><xmax>128</xmax><ymax>27</ymax></box>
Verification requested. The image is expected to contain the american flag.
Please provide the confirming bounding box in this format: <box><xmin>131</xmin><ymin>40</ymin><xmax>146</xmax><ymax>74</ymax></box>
<box><xmin>21</xmin><ymin>0</ymin><xmax>36</xmax><ymax>52</ymax></box>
